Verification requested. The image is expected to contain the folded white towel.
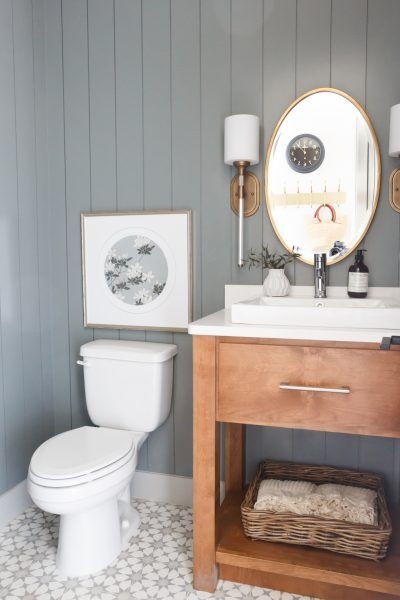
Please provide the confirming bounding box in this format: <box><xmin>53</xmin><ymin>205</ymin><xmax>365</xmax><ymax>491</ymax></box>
<box><xmin>256</xmin><ymin>478</ymin><xmax>316</xmax><ymax>498</ymax></box>
<box><xmin>312</xmin><ymin>483</ymin><xmax>377</xmax><ymax>525</ymax></box>
<box><xmin>254</xmin><ymin>478</ymin><xmax>378</xmax><ymax>525</ymax></box>
<box><xmin>254</xmin><ymin>478</ymin><xmax>317</xmax><ymax>514</ymax></box>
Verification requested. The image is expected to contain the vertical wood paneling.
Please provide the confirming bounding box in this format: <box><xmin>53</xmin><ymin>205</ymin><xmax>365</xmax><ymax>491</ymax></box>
<box><xmin>33</xmin><ymin>0</ymin><xmax>54</xmax><ymax>446</ymax></box>
<box><xmin>251</xmin><ymin>0</ymin><xmax>297</xmax><ymax>470</ymax></box>
<box><xmin>88</xmin><ymin>0</ymin><xmax>117</xmax><ymax>212</ymax></box>
<box><xmin>0</xmin><ymin>315</ymin><xmax>6</xmax><ymax>492</ymax></box>
<box><xmin>325</xmin><ymin>433</ymin><xmax>360</xmax><ymax>470</ymax></box>
<box><xmin>114</xmin><ymin>0</ymin><xmax>144</xmax><ymax>214</ymax></box>
<box><xmin>87</xmin><ymin>0</ymin><xmax>118</xmax><ymax>343</ymax></box>
<box><xmin>172</xmin><ymin>334</ymin><xmax>193</xmax><ymax>476</ymax></box>
<box><xmin>2</xmin><ymin>0</ymin><xmax>400</xmax><ymax>502</ymax></box>
<box><xmin>171</xmin><ymin>0</ymin><xmax>201</xmax><ymax>318</ymax></box>
<box><xmin>328</xmin><ymin>0</ymin><xmax>367</xmax><ymax>289</ymax></box>
<box><xmin>142</xmin><ymin>0</ymin><xmax>174</xmax><ymax>474</ymax></box>
<box><xmin>13</xmin><ymin>0</ymin><xmax>44</xmax><ymax>461</ymax></box>
<box><xmin>230</xmin><ymin>0</ymin><xmax>263</xmax><ymax>285</ymax></box>
<box><xmin>200</xmin><ymin>0</ymin><xmax>231</xmax><ymax>315</ymax></box>
<box><xmin>359</xmin><ymin>436</ymin><xmax>396</xmax><ymax>501</ymax></box>
<box><xmin>262</xmin><ymin>0</ymin><xmax>297</xmax><ymax>282</ymax></box>
<box><xmin>326</xmin><ymin>436</ymin><xmax>358</xmax><ymax>494</ymax></box>
<box><xmin>296</xmin><ymin>0</ymin><xmax>332</xmax><ymax>95</ymax></box>
<box><xmin>62</xmin><ymin>0</ymin><xmax>93</xmax><ymax>430</ymax></box>
<box><xmin>171</xmin><ymin>0</ymin><xmax>201</xmax><ymax>476</ymax></box>
<box><xmin>247</xmin><ymin>425</ymin><xmax>295</xmax><ymax>485</ymax></box>
<box><xmin>114</xmin><ymin>0</ymin><xmax>147</xmax><ymax>466</ymax></box>
<box><xmin>360</xmin><ymin>0</ymin><xmax>400</xmax><ymax>500</ymax></box>
<box><xmin>363</xmin><ymin>0</ymin><xmax>400</xmax><ymax>287</ymax></box>
<box><xmin>290</xmin><ymin>0</ymin><xmax>332</xmax><ymax>461</ymax></box>
<box><xmin>0</xmin><ymin>0</ymin><xmax>26</xmax><ymax>488</ymax></box>
<box><xmin>245</xmin><ymin>425</ymin><xmax>264</xmax><ymax>483</ymax></box>
<box><xmin>331</xmin><ymin>0</ymin><xmax>367</xmax><ymax>100</ymax></box>
<box><xmin>323</xmin><ymin>0</ymin><xmax>368</xmax><ymax>468</ymax></box>
<box><xmin>43</xmin><ymin>0</ymin><xmax>70</xmax><ymax>434</ymax></box>
<box><xmin>294</xmin><ymin>0</ymin><xmax>331</xmax><ymax>290</ymax></box>
<box><xmin>0</xmin><ymin>0</ymin><xmax>55</xmax><ymax>492</ymax></box>
<box><xmin>142</xmin><ymin>0</ymin><xmax>172</xmax><ymax>212</ymax></box>
<box><xmin>292</xmin><ymin>428</ymin><xmax>326</xmax><ymax>466</ymax></box>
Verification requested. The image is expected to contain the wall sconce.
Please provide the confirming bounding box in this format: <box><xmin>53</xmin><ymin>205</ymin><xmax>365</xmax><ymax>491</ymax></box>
<box><xmin>389</xmin><ymin>103</ymin><xmax>400</xmax><ymax>212</ymax></box>
<box><xmin>224</xmin><ymin>114</ymin><xmax>260</xmax><ymax>266</ymax></box>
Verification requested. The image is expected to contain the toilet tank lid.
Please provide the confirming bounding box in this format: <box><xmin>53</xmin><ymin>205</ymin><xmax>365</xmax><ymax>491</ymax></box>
<box><xmin>80</xmin><ymin>339</ymin><xmax>177</xmax><ymax>363</ymax></box>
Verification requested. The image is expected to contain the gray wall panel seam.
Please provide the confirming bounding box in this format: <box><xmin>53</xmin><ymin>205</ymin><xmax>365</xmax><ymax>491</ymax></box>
<box><xmin>60</xmin><ymin>0</ymin><xmax>73</xmax><ymax>429</ymax></box>
<box><xmin>170</xmin><ymin>0</ymin><xmax>175</xmax><ymax>474</ymax></box>
<box><xmin>11</xmin><ymin>0</ymin><xmax>26</xmax><ymax>486</ymax></box>
<box><xmin>31</xmin><ymin>0</ymin><xmax>46</xmax><ymax>437</ymax></box>
<box><xmin>87</xmin><ymin>0</ymin><xmax>92</xmax><ymax>213</ymax></box>
<box><xmin>113</xmin><ymin>0</ymin><xmax>118</xmax><ymax>215</ymax></box>
<box><xmin>141</xmin><ymin>0</ymin><xmax>145</xmax><ymax>212</ymax></box>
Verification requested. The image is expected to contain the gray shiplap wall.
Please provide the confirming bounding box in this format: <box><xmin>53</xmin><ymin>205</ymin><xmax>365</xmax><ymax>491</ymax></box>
<box><xmin>1</xmin><ymin>0</ymin><xmax>400</xmax><ymax>501</ymax></box>
<box><xmin>0</xmin><ymin>0</ymin><xmax>53</xmax><ymax>492</ymax></box>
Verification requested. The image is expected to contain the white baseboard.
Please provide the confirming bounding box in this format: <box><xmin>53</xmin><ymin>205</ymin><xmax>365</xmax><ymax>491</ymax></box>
<box><xmin>132</xmin><ymin>470</ymin><xmax>193</xmax><ymax>506</ymax></box>
<box><xmin>0</xmin><ymin>472</ymin><xmax>224</xmax><ymax>528</ymax></box>
<box><xmin>132</xmin><ymin>470</ymin><xmax>225</xmax><ymax>507</ymax></box>
<box><xmin>0</xmin><ymin>472</ymin><xmax>194</xmax><ymax>529</ymax></box>
<box><xmin>0</xmin><ymin>480</ymin><xmax>32</xmax><ymax>530</ymax></box>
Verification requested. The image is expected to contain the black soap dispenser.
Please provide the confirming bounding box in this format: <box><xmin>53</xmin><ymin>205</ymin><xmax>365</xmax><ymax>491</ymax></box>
<box><xmin>347</xmin><ymin>249</ymin><xmax>368</xmax><ymax>298</ymax></box>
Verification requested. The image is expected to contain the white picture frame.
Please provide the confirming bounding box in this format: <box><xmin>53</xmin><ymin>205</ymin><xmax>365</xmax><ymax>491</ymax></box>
<box><xmin>81</xmin><ymin>210</ymin><xmax>192</xmax><ymax>331</ymax></box>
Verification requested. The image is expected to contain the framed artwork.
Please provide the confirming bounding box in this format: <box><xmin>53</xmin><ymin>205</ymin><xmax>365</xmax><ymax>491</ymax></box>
<box><xmin>81</xmin><ymin>210</ymin><xmax>192</xmax><ymax>331</ymax></box>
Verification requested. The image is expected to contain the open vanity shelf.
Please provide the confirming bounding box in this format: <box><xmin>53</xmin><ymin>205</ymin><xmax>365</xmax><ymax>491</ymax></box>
<box><xmin>218</xmin><ymin>492</ymin><xmax>400</xmax><ymax>600</ymax></box>
<box><xmin>192</xmin><ymin>334</ymin><xmax>400</xmax><ymax>600</ymax></box>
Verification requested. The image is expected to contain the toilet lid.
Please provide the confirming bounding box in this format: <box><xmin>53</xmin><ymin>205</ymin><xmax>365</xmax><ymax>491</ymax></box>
<box><xmin>30</xmin><ymin>426</ymin><xmax>135</xmax><ymax>480</ymax></box>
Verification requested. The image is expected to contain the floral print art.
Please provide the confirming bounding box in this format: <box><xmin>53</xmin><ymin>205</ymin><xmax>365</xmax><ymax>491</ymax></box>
<box><xmin>104</xmin><ymin>235</ymin><xmax>168</xmax><ymax>306</ymax></box>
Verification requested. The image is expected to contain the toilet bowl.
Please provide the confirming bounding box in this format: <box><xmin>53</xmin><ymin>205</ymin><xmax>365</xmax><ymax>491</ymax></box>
<box><xmin>27</xmin><ymin>339</ymin><xmax>177</xmax><ymax>578</ymax></box>
<box><xmin>28</xmin><ymin>426</ymin><xmax>147</xmax><ymax>576</ymax></box>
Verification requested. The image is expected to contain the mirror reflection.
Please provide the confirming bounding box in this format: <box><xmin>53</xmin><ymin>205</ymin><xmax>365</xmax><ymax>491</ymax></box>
<box><xmin>265</xmin><ymin>88</ymin><xmax>381</xmax><ymax>265</ymax></box>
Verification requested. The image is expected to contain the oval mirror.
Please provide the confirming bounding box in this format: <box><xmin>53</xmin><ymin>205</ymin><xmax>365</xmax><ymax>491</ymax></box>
<box><xmin>265</xmin><ymin>88</ymin><xmax>381</xmax><ymax>265</ymax></box>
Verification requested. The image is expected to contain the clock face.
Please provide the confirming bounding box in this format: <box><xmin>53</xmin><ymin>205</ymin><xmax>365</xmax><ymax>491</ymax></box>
<box><xmin>286</xmin><ymin>134</ymin><xmax>325</xmax><ymax>173</ymax></box>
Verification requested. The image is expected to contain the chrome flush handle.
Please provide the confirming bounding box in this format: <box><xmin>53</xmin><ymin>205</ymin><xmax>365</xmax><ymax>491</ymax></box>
<box><xmin>76</xmin><ymin>359</ymin><xmax>90</xmax><ymax>367</ymax></box>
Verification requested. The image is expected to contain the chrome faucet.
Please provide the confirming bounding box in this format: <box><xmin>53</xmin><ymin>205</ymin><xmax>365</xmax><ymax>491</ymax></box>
<box><xmin>314</xmin><ymin>253</ymin><xmax>327</xmax><ymax>298</ymax></box>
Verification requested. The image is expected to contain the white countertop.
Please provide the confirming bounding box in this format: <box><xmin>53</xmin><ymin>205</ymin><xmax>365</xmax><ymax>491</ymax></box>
<box><xmin>188</xmin><ymin>285</ymin><xmax>400</xmax><ymax>343</ymax></box>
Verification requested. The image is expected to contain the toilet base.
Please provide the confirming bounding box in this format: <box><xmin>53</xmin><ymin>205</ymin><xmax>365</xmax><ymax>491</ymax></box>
<box><xmin>56</xmin><ymin>496</ymin><xmax>140</xmax><ymax>577</ymax></box>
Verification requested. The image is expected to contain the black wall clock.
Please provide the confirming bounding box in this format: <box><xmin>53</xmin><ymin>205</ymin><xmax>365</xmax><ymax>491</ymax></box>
<box><xmin>286</xmin><ymin>134</ymin><xmax>325</xmax><ymax>173</ymax></box>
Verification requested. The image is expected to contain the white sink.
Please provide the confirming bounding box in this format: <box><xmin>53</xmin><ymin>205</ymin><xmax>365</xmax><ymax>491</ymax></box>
<box><xmin>231</xmin><ymin>294</ymin><xmax>400</xmax><ymax>329</ymax></box>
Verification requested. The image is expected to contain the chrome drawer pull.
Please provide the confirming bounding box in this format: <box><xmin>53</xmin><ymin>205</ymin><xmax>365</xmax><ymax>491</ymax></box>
<box><xmin>280</xmin><ymin>383</ymin><xmax>350</xmax><ymax>394</ymax></box>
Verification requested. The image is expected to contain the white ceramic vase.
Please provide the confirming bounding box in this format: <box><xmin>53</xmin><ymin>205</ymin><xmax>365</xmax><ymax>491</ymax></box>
<box><xmin>263</xmin><ymin>268</ymin><xmax>290</xmax><ymax>297</ymax></box>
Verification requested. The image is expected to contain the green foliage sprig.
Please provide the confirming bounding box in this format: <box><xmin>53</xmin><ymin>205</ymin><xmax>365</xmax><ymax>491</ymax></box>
<box><xmin>244</xmin><ymin>245</ymin><xmax>300</xmax><ymax>270</ymax></box>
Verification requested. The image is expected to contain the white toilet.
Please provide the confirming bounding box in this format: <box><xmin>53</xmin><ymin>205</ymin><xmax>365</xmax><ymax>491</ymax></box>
<box><xmin>27</xmin><ymin>339</ymin><xmax>177</xmax><ymax>577</ymax></box>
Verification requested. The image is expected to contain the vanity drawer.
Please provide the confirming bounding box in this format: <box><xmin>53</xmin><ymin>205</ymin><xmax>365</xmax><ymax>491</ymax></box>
<box><xmin>217</xmin><ymin>341</ymin><xmax>400</xmax><ymax>437</ymax></box>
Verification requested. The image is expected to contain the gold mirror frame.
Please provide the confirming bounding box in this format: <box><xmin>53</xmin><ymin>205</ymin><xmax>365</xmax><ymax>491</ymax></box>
<box><xmin>264</xmin><ymin>87</ymin><xmax>381</xmax><ymax>265</ymax></box>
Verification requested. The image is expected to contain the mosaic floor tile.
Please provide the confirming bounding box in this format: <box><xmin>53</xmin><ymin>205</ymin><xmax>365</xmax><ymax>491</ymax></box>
<box><xmin>0</xmin><ymin>499</ymin><xmax>317</xmax><ymax>600</ymax></box>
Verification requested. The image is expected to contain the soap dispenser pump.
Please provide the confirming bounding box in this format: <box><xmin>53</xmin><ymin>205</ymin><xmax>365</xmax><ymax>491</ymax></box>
<box><xmin>347</xmin><ymin>249</ymin><xmax>368</xmax><ymax>298</ymax></box>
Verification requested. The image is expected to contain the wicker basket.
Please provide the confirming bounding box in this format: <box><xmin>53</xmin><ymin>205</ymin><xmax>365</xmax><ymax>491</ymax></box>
<box><xmin>241</xmin><ymin>460</ymin><xmax>392</xmax><ymax>560</ymax></box>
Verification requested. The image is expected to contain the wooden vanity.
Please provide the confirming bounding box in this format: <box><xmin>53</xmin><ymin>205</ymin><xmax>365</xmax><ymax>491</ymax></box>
<box><xmin>191</xmin><ymin>330</ymin><xmax>400</xmax><ymax>600</ymax></box>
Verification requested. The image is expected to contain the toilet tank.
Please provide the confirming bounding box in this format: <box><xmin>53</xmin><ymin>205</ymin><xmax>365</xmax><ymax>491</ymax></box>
<box><xmin>79</xmin><ymin>340</ymin><xmax>177</xmax><ymax>432</ymax></box>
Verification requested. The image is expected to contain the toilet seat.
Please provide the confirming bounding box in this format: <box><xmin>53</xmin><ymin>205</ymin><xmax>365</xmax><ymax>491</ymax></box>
<box><xmin>29</xmin><ymin>427</ymin><xmax>144</xmax><ymax>488</ymax></box>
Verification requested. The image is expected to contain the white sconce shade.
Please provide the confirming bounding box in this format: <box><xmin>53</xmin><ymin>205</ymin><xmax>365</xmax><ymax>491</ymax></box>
<box><xmin>224</xmin><ymin>114</ymin><xmax>260</xmax><ymax>165</ymax></box>
<box><xmin>389</xmin><ymin>104</ymin><xmax>400</xmax><ymax>157</ymax></box>
<box><xmin>224</xmin><ymin>114</ymin><xmax>260</xmax><ymax>267</ymax></box>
